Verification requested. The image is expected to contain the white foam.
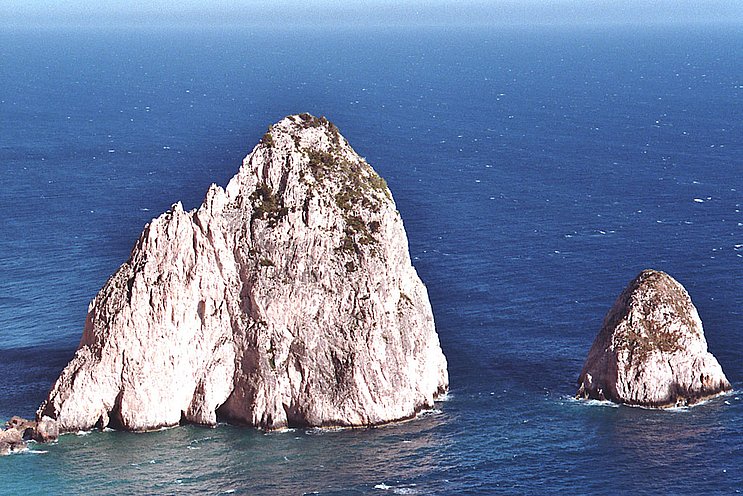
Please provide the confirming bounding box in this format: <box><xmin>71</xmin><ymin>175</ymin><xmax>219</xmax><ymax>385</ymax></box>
<box><xmin>264</xmin><ymin>427</ymin><xmax>297</xmax><ymax>435</ymax></box>
<box><xmin>7</xmin><ymin>446</ymin><xmax>30</xmax><ymax>455</ymax></box>
<box><xmin>436</xmin><ymin>391</ymin><xmax>451</xmax><ymax>402</ymax></box>
<box><xmin>378</xmin><ymin>485</ymin><xmax>418</xmax><ymax>495</ymax></box>
<box><xmin>305</xmin><ymin>426</ymin><xmax>344</xmax><ymax>435</ymax></box>
<box><xmin>575</xmin><ymin>389</ymin><xmax>737</xmax><ymax>411</ymax></box>
<box><xmin>418</xmin><ymin>408</ymin><xmax>443</xmax><ymax>416</ymax></box>
<box><xmin>190</xmin><ymin>436</ymin><xmax>213</xmax><ymax>444</ymax></box>
<box><xmin>663</xmin><ymin>405</ymin><xmax>691</xmax><ymax>413</ymax></box>
<box><xmin>567</xmin><ymin>396</ymin><xmax>619</xmax><ymax>408</ymax></box>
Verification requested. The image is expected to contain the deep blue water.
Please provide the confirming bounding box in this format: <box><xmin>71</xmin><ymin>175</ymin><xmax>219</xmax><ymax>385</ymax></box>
<box><xmin>1</xmin><ymin>25</ymin><xmax>742</xmax><ymax>494</ymax></box>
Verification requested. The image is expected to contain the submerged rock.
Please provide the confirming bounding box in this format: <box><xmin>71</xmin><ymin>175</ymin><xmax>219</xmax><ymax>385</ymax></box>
<box><xmin>38</xmin><ymin>113</ymin><xmax>448</xmax><ymax>432</ymax></box>
<box><xmin>576</xmin><ymin>269</ymin><xmax>731</xmax><ymax>408</ymax></box>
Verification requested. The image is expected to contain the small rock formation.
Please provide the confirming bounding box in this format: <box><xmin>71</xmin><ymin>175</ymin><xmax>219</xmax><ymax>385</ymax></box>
<box><xmin>33</xmin><ymin>416</ymin><xmax>60</xmax><ymax>443</ymax></box>
<box><xmin>0</xmin><ymin>427</ymin><xmax>25</xmax><ymax>456</ymax></box>
<box><xmin>0</xmin><ymin>416</ymin><xmax>59</xmax><ymax>455</ymax></box>
<box><xmin>37</xmin><ymin>113</ymin><xmax>448</xmax><ymax>432</ymax></box>
<box><xmin>6</xmin><ymin>416</ymin><xmax>36</xmax><ymax>438</ymax></box>
<box><xmin>576</xmin><ymin>269</ymin><xmax>731</xmax><ymax>408</ymax></box>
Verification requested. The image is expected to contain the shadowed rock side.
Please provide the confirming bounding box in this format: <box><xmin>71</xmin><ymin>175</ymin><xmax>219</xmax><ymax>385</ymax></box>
<box><xmin>38</xmin><ymin>114</ymin><xmax>448</xmax><ymax>432</ymax></box>
<box><xmin>576</xmin><ymin>269</ymin><xmax>731</xmax><ymax>408</ymax></box>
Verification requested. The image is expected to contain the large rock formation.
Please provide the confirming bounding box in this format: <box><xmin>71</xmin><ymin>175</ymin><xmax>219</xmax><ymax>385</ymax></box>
<box><xmin>37</xmin><ymin>114</ymin><xmax>448</xmax><ymax>432</ymax></box>
<box><xmin>576</xmin><ymin>269</ymin><xmax>731</xmax><ymax>408</ymax></box>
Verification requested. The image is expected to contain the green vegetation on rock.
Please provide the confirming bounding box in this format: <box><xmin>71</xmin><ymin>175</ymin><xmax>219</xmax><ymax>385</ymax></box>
<box><xmin>299</xmin><ymin>122</ymin><xmax>392</xmax><ymax>266</ymax></box>
<box><xmin>261</xmin><ymin>131</ymin><xmax>275</xmax><ymax>148</ymax></box>
<box><xmin>250</xmin><ymin>183</ymin><xmax>288</xmax><ymax>227</ymax></box>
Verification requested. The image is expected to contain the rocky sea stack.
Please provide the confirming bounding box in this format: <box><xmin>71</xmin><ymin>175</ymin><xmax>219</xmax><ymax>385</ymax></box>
<box><xmin>38</xmin><ymin>113</ymin><xmax>448</xmax><ymax>432</ymax></box>
<box><xmin>576</xmin><ymin>269</ymin><xmax>731</xmax><ymax>408</ymax></box>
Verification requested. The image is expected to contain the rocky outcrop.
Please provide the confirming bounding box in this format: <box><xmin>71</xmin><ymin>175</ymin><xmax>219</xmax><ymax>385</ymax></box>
<box><xmin>6</xmin><ymin>416</ymin><xmax>36</xmax><ymax>437</ymax></box>
<box><xmin>37</xmin><ymin>113</ymin><xmax>448</xmax><ymax>432</ymax></box>
<box><xmin>0</xmin><ymin>416</ymin><xmax>59</xmax><ymax>455</ymax></box>
<box><xmin>33</xmin><ymin>416</ymin><xmax>60</xmax><ymax>443</ymax></box>
<box><xmin>0</xmin><ymin>427</ymin><xmax>25</xmax><ymax>456</ymax></box>
<box><xmin>576</xmin><ymin>269</ymin><xmax>731</xmax><ymax>408</ymax></box>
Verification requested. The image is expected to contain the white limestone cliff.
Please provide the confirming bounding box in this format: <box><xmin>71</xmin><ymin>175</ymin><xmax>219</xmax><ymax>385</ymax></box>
<box><xmin>576</xmin><ymin>269</ymin><xmax>731</xmax><ymax>408</ymax></box>
<box><xmin>38</xmin><ymin>114</ymin><xmax>448</xmax><ymax>432</ymax></box>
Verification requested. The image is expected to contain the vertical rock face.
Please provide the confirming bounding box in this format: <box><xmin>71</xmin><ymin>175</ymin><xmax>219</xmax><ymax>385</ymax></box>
<box><xmin>38</xmin><ymin>114</ymin><xmax>448</xmax><ymax>432</ymax></box>
<box><xmin>576</xmin><ymin>269</ymin><xmax>731</xmax><ymax>408</ymax></box>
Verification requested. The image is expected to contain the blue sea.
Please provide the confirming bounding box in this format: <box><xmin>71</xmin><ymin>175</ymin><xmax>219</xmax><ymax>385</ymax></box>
<box><xmin>1</xmin><ymin>24</ymin><xmax>742</xmax><ymax>494</ymax></box>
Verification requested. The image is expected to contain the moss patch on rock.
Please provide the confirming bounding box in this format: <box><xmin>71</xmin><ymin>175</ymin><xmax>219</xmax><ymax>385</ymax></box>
<box><xmin>250</xmin><ymin>183</ymin><xmax>288</xmax><ymax>227</ymax></box>
<box><xmin>260</xmin><ymin>131</ymin><xmax>275</xmax><ymax>148</ymax></box>
<box><xmin>301</xmin><ymin>126</ymin><xmax>391</xmax><ymax>260</ymax></box>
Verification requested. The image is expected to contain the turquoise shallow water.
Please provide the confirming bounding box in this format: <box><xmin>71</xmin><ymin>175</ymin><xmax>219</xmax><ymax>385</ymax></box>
<box><xmin>3</xmin><ymin>393</ymin><xmax>741</xmax><ymax>494</ymax></box>
<box><xmin>1</xmin><ymin>25</ymin><xmax>742</xmax><ymax>494</ymax></box>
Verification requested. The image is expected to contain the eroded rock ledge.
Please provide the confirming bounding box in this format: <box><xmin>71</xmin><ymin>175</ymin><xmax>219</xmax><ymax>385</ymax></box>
<box><xmin>576</xmin><ymin>269</ymin><xmax>731</xmax><ymax>408</ymax></box>
<box><xmin>38</xmin><ymin>113</ymin><xmax>448</xmax><ymax>432</ymax></box>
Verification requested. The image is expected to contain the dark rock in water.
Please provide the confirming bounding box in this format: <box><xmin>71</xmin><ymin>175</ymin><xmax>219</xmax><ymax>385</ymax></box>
<box><xmin>37</xmin><ymin>114</ymin><xmax>448</xmax><ymax>433</ymax></box>
<box><xmin>576</xmin><ymin>269</ymin><xmax>732</xmax><ymax>408</ymax></box>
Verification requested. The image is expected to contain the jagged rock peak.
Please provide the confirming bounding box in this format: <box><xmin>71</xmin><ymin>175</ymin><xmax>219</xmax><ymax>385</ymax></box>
<box><xmin>576</xmin><ymin>269</ymin><xmax>731</xmax><ymax>408</ymax></box>
<box><xmin>38</xmin><ymin>113</ymin><xmax>449</xmax><ymax>432</ymax></box>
